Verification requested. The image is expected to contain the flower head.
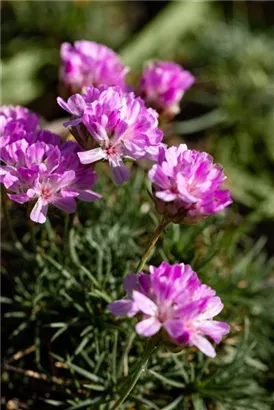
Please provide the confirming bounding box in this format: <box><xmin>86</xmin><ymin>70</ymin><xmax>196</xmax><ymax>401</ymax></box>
<box><xmin>140</xmin><ymin>61</ymin><xmax>195</xmax><ymax>117</ymax></box>
<box><xmin>109</xmin><ymin>262</ymin><xmax>229</xmax><ymax>357</ymax></box>
<box><xmin>1</xmin><ymin>134</ymin><xmax>101</xmax><ymax>224</ymax></box>
<box><xmin>148</xmin><ymin>145</ymin><xmax>232</xmax><ymax>224</ymax></box>
<box><xmin>57</xmin><ymin>86</ymin><xmax>164</xmax><ymax>184</ymax></box>
<box><xmin>0</xmin><ymin>105</ymin><xmax>39</xmax><ymax>147</ymax></box>
<box><xmin>60</xmin><ymin>41</ymin><xmax>129</xmax><ymax>93</ymax></box>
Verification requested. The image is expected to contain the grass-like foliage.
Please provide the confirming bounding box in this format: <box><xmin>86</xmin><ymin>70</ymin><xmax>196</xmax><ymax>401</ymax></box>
<box><xmin>2</xmin><ymin>167</ymin><xmax>274</xmax><ymax>409</ymax></box>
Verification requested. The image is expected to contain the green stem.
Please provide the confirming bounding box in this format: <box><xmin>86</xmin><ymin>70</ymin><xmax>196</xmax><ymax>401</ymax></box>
<box><xmin>136</xmin><ymin>216</ymin><xmax>170</xmax><ymax>273</ymax></box>
<box><xmin>110</xmin><ymin>339</ymin><xmax>157</xmax><ymax>410</ymax></box>
<box><xmin>1</xmin><ymin>188</ymin><xmax>21</xmax><ymax>248</ymax></box>
<box><xmin>27</xmin><ymin>202</ymin><xmax>36</xmax><ymax>252</ymax></box>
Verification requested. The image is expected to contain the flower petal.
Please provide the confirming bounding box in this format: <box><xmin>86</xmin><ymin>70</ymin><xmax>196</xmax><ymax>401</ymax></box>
<box><xmin>198</xmin><ymin>320</ymin><xmax>230</xmax><ymax>344</ymax></box>
<box><xmin>30</xmin><ymin>198</ymin><xmax>48</xmax><ymax>224</ymax></box>
<box><xmin>50</xmin><ymin>170</ymin><xmax>76</xmax><ymax>191</ymax></box>
<box><xmin>108</xmin><ymin>299</ymin><xmax>136</xmax><ymax>317</ymax></box>
<box><xmin>78</xmin><ymin>148</ymin><xmax>106</xmax><ymax>165</ymax></box>
<box><xmin>61</xmin><ymin>188</ymin><xmax>79</xmax><ymax>198</ymax></box>
<box><xmin>52</xmin><ymin>197</ymin><xmax>76</xmax><ymax>213</ymax></box>
<box><xmin>123</xmin><ymin>273</ymin><xmax>138</xmax><ymax>296</ymax></box>
<box><xmin>63</xmin><ymin>117</ymin><xmax>82</xmax><ymax>127</ymax></box>
<box><xmin>199</xmin><ymin>296</ymin><xmax>224</xmax><ymax>319</ymax></box>
<box><xmin>191</xmin><ymin>334</ymin><xmax>216</xmax><ymax>358</ymax></box>
<box><xmin>132</xmin><ymin>290</ymin><xmax>158</xmax><ymax>316</ymax></box>
<box><xmin>3</xmin><ymin>173</ymin><xmax>18</xmax><ymax>189</ymax></box>
<box><xmin>67</xmin><ymin>94</ymin><xmax>86</xmax><ymax>115</ymax></box>
<box><xmin>76</xmin><ymin>189</ymin><xmax>102</xmax><ymax>202</ymax></box>
<box><xmin>135</xmin><ymin>317</ymin><xmax>161</xmax><ymax>337</ymax></box>
<box><xmin>155</xmin><ymin>190</ymin><xmax>177</xmax><ymax>202</ymax></box>
<box><xmin>163</xmin><ymin>319</ymin><xmax>190</xmax><ymax>344</ymax></box>
<box><xmin>8</xmin><ymin>193</ymin><xmax>30</xmax><ymax>204</ymax></box>
<box><xmin>109</xmin><ymin>158</ymin><xmax>130</xmax><ymax>184</ymax></box>
<box><xmin>57</xmin><ymin>97</ymin><xmax>70</xmax><ymax>113</ymax></box>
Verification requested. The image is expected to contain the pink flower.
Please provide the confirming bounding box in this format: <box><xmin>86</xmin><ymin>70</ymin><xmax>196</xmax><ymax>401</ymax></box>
<box><xmin>60</xmin><ymin>41</ymin><xmax>129</xmax><ymax>92</ymax></box>
<box><xmin>109</xmin><ymin>262</ymin><xmax>229</xmax><ymax>358</ymax></box>
<box><xmin>148</xmin><ymin>145</ymin><xmax>232</xmax><ymax>224</ymax></box>
<box><xmin>58</xmin><ymin>86</ymin><xmax>164</xmax><ymax>184</ymax></box>
<box><xmin>140</xmin><ymin>61</ymin><xmax>195</xmax><ymax>117</ymax></box>
<box><xmin>0</xmin><ymin>135</ymin><xmax>101</xmax><ymax>224</ymax></box>
<box><xmin>0</xmin><ymin>105</ymin><xmax>39</xmax><ymax>147</ymax></box>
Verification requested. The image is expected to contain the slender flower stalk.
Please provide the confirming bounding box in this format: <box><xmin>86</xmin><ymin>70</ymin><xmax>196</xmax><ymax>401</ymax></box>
<box><xmin>136</xmin><ymin>215</ymin><xmax>170</xmax><ymax>272</ymax></box>
<box><xmin>110</xmin><ymin>216</ymin><xmax>170</xmax><ymax>408</ymax></box>
<box><xmin>27</xmin><ymin>202</ymin><xmax>36</xmax><ymax>251</ymax></box>
<box><xmin>110</xmin><ymin>214</ymin><xmax>170</xmax><ymax>408</ymax></box>
<box><xmin>110</xmin><ymin>338</ymin><xmax>158</xmax><ymax>410</ymax></box>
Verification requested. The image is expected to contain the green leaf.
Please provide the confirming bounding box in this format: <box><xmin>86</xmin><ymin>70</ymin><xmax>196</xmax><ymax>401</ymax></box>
<box><xmin>66</xmin><ymin>361</ymin><xmax>104</xmax><ymax>384</ymax></box>
<box><xmin>161</xmin><ymin>396</ymin><xmax>184</xmax><ymax>410</ymax></box>
<box><xmin>192</xmin><ymin>395</ymin><xmax>207</xmax><ymax>410</ymax></box>
<box><xmin>66</xmin><ymin>398</ymin><xmax>102</xmax><ymax>410</ymax></box>
<box><xmin>120</xmin><ymin>1</ymin><xmax>211</xmax><ymax>68</ymax></box>
<box><xmin>148</xmin><ymin>369</ymin><xmax>186</xmax><ymax>389</ymax></box>
<box><xmin>174</xmin><ymin>109</ymin><xmax>229</xmax><ymax>135</ymax></box>
<box><xmin>4</xmin><ymin>311</ymin><xmax>26</xmax><ymax>318</ymax></box>
<box><xmin>0</xmin><ymin>297</ymin><xmax>13</xmax><ymax>304</ymax></box>
<box><xmin>41</xmin><ymin>399</ymin><xmax>64</xmax><ymax>407</ymax></box>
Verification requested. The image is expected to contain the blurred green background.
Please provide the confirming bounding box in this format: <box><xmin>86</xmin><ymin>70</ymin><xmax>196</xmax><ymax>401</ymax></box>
<box><xmin>1</xmin><ymin>0</ymin><xmax>274</xmax><ymax>225</ymax></box>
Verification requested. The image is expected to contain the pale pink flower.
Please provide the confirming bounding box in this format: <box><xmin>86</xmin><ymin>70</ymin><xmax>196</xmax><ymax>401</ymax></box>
<box><xmin>148</xmin><ymin>145</ymin><xmax>232</xmax><ymax>224</ymax></box>
<box><xmin>140</xmin><ymin>61</ymin><xmax>195</xmax><ymax>117</ymax></box>
<box><xmin>109</xmin><ymin>262</ymin><xmax>229</xmax><ymax>358</ymax></box>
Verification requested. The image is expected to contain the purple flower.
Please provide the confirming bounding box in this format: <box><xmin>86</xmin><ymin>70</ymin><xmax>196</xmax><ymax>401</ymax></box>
<box><xmin>148</xmin><ymin>145</ymin><xmax>232</xmax><ymax>224</ymax></box>
<box><xmin>0</xmin><ymin>105</ymin><xmax>40</xmax><ymax>147</ymax></box>
<box><xmin>58</xmin><ymin>86</ymin><xmax>164</xmax><ymax>184</ymax></box>
<box><xmin>140</xmin><ymin>61</ymin><xmax>195</xmax><ymax>117</ymax></box>
<box><xmin>1</xmin><ymin>137</ymin><xmax>101</xmax><ymax>224</ymax></box>
<box><xmin>0</xmin><ymin>105</ymin><xmax>39</xmax><ymax>130</ymax></box>
<box><xmin>60</xmin><ymin>41</ymin><xmax>129</xmax><ymax>93</ymax></box>
<box><xmin>57</xmin><ymin>93</ymin><xmax>89</xmax><ymax>128</ymax></box>
<box><xmin>109</xmin><ymin>262</ymin><xmax>230</xmax><ymax>358</ymax></box>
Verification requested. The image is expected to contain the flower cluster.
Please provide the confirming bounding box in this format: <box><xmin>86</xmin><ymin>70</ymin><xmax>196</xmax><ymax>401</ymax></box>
<box><xmin>0</xmin><ymin>105</ymin><xmax>40</xmax><ymax>148</ymax></box>
<box><xmin>58</xmin><ymin>86</ymin><xmax>164</xmax><ymax>184</ymax></box>
<box><xmin>148</xmin><ymin>144</ymin><xmax>232</xmax><ymax>224</ymax></box>
<box><xmin>140</xmin><ymin>61</ymin><xmax>195</xmax><ymax>117</ymax></box>
<box><xmin>0</xmin><ymin>106</ymin><xmax>101</xmax><ymax>223</ymax></box>
<box><xmin>109</xmin><ymin>262</ymin><xmax>229</xmax><ymax>357</ymax></box>
<box><xmin>2</xmin><ymin>40</ymin><xmax>232</xmax><ymax>368</ymax></box>
<box><xmin>60</xmin><ymin>41</ymin><xmax>129</xmax><ymax>93</ymax></box>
